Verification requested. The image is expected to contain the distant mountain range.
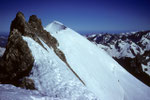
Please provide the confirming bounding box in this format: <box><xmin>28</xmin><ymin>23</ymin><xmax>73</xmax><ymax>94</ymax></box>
<box><xmin>86</xmin><ymin>30</ymin><xmax>150</xmax><ymax>86</ymax></box>
<box><xmin>0</xmin><ymin>34</ymin><xmax>8</xmax><ymax>47</ymax></box>
<box><xmin>0</xmin><ymin>35</ymin><xmax>7</xmax><ymax>57</ymax></box>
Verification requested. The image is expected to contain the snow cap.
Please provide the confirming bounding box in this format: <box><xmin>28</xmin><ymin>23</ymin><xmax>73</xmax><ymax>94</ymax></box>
<box><xmin>45</xmin><ymin>20</ymin><xmax>67</xmax><ymax>34</ymax></box>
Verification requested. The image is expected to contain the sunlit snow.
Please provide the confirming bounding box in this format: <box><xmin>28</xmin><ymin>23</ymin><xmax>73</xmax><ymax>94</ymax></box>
<box><xmin>22</xmin><ymin>36</ymin><xmax>97</xmax><ymax>99</ymax></box>
<box><xmin>45</xmin><ymin>21</ymin><xmax>150</xmax><ymax>100</ymax></box>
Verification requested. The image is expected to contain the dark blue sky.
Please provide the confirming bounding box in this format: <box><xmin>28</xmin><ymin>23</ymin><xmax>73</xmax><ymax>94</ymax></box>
<box><xmin>0</xmin><ymin>0</ymin><xmax>150</xmax><ymax>34</ymax></box>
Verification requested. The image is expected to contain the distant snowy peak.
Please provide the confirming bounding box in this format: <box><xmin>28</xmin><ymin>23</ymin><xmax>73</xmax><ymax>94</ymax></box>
<box><xmin>86</xmin><ymin>30</ymin><xmax>150</xmax><ymax>58</ymax></box>
<box><xmin>0</xmin><ymin>35</ymin><xmax>8</xmax><ymax>47</ymax></box>
<box><xmin>45</xmin><ymin>21</ymin><xmax>67</xmax><ymax>34</ymax></box>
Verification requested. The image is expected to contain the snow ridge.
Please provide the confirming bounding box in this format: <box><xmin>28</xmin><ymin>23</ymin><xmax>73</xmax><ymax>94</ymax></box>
<box><xmin>22</xmin><ymin>36</ymin><xmax>97</xmax><ymax>99</ymax></box>
<box><xmin>46</xmin><ymin>23</ymin><xmax>150</xmax><ymax>100</ymax></box>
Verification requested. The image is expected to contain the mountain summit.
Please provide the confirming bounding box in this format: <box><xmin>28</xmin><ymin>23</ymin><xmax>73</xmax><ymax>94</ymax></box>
<box><xmin>0</xmin><ymin>12</ymin><xmax>150</xmax><ymax>100</ymax></box>
<box><xmin>45</xmin><ymin>21</ymin><xmax>67</xmax><ymax>34</ymax></box>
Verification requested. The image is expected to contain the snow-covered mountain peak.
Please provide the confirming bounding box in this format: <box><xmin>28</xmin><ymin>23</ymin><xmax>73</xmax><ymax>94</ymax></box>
<box><xmin>53</xmin><ymin>20</ymin><xmax>64</xmax><ymax>25</ymax></box>
<box><xmin>1</xmin><ymin>12</ymin><xmax>150</xmax><ymax>100</ymax></box>
<box><xmin>45</xmin><ymin>21</ymin><xmax>67</xmax><ymax>34</ymax></box>
<box><xmin>46</xmin><ymin>24</ymin><xmax>150</xmax><ymax>100</ymax></box>
<box><xmin>0</xmin><ymin>13</ymin><xmax>98</xmax><ymax>99</ymax></box>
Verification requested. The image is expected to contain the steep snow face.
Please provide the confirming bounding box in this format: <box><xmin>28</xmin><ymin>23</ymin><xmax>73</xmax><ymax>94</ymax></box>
<box><xmin>45</xmin><ymin>21</ymin><xmax>150</xmax><ymax>100</ymax></box>
<box><xmin>22</xmin><ymin>36</ymin><xmax>97</xmax><ymax>99</ymax></box>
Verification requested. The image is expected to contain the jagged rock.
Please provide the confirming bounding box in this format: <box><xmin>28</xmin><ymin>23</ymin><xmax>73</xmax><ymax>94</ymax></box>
<box><xmin>0</xmin><ymin>29</ymin><xmax>34</xmax><ymax>86</ymax></box>
<box><xmin>10</xmin><ymin>12</ymin><xmax>26</xmax><ymax>34</ymax></box>
<box><xmin>0</xmin><ymin>11</ymin><xmax>69</xmax><ymax>89</ymax></box>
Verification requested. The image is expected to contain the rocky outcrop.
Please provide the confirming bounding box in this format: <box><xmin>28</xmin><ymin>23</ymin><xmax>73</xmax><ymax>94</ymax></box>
<box><xmin>0</xmin><ymin>13</ymin><xmax>35</xmax><ymax>88</ymax></box>
<box><xmin>0</xmin><ymin>12</ymin><xmax>69</xmax><ymax>89</ymax></box>
<box><xmin>0</xmin><ymin>29</ymin><xmax>34</xmax><ymax>84</ymax></box>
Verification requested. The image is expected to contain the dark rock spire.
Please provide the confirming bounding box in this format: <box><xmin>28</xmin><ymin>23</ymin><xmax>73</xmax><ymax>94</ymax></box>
<box><xmin>10</xmin><ymin>12</ymin><xmax>26</xmax><ymax>34</ymax></box>
<box><xmin>28</xmin><ymin>15</ymin><xmax>43</xmax><ymax>30</ymax></box>
<box><xmin>0</xmin><ymin>11</ymin><xmax>35</xmax><ymax>88</ymax></box>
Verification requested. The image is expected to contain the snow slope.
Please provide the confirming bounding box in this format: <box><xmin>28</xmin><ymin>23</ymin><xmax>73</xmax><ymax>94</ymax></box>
<box><xmin>22</xmin><ymin>36</ymin><xmax>97</xmax><ymax>99</ymax></box>
<box><xmin>45</xmin><ymin>21</ymin><xmax>150</xmax><ymax>100</ymax></box>
<box><xmin>0</xmin><ymin>84</ymin><xmax>54</xmax><ymax>100</ymax></box>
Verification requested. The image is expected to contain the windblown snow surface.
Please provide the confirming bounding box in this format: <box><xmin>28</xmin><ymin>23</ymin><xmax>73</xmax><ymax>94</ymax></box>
<box><xmin>45</xmin><ymin>21</ymin><xmax>150</xmax><ymax>100</ymax></box>
<box><xmin>0</xmin><ymin>84</ymin><xmax>55</xmax><ymax>100</ymax></box>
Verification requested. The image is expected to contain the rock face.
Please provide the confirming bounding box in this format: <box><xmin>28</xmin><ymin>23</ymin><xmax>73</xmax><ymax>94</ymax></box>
<box><xmin>0</xmin><ymin>12</ymin><xmax>68</xmax><ymax>89</ymax></box>
<box><xmin>0</xmin><ymin>29</ymin><xmax>34</xmax><ymax>83</ymax></box>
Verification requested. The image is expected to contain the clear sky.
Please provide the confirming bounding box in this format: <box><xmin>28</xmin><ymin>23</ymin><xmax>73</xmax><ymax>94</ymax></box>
<box><xmin>0</xmin><ymin>0</ymin><xmax>150</xmax><ymax>34</ymax></box>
